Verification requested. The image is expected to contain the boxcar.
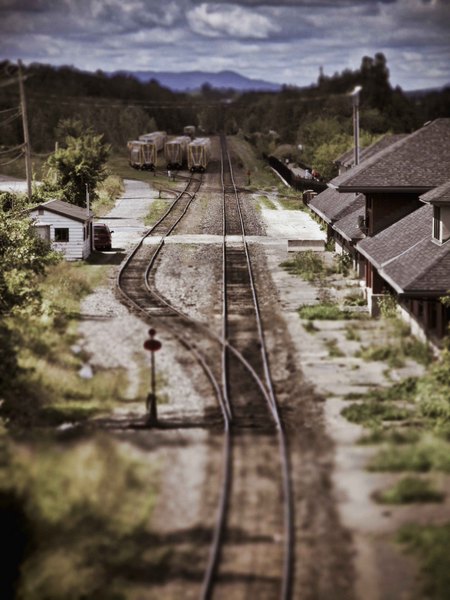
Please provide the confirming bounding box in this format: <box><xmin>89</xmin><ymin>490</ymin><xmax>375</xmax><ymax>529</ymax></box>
<box><xmin>187</xmin><ymin>138</ymin><xmax>211</xmax><ymax>172</ymax></box>
<box><xmin>128</xmin><ymin>131</ymin><xmax>167</xmax><ymax>170</ymax></box>
<box><xmin>164</xmin><ymin>136</ymin><xmax>191</xmax><ymax>169</ymax></box>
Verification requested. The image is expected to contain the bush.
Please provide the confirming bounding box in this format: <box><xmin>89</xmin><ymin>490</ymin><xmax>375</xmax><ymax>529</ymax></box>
<box><xmin>375</xmin><ymin>477</ymin><xmax>444</xmax><ymax>504</ymax></box>
<box><xmin>280</xmin><ymin>251</ymin><xmax>328</xmax><ymax>281</ymax></box>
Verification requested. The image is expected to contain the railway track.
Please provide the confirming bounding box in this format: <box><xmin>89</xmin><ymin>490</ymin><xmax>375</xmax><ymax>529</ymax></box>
<box><xmin>200</xmin><ymin>136</ymin><xmax>293</xmax><ymax>599</ymax></box>
<box><xmin>116</xmin><ymin>141</ymin><xmax>294</xmax><ymax>599</ymax></box>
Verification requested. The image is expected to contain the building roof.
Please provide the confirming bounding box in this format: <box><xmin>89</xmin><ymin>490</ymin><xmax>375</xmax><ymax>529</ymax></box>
<box><xmin>357</xmin><ymin>204</ymin><xmax>450</xmax><ymax>294</ymax></box>
<box><xmin>308</xmin><ymin>187</ymin><xmax>362</xmax><ymax>224</ymax></box>
<box><xmin>309</xmin><ymin>132</ymin><xmax>412</xmax><ymax>225</ymax></box>
<box><xmin>420</xmin><ymin>179</ymin><xmax>450</xmax><ymax>205</ymax></box>
<box><xmin>30</xmin><ymin>199</ymin><xmax>93</xmax><ymax>223</ymax></box>
<box><xmin>334</xmin><ymin>134</ymin><xmax>407</xmax><ymax>169</ymax></box>
<box><xmin>337</xmin><ymin>119</ymin><xmax>450</xmax><ymax>192</ymax></box>
<box><xmin>333</xmin><ymin>197</ymin><xmax>366</xmax><ymax>242</ymax></box>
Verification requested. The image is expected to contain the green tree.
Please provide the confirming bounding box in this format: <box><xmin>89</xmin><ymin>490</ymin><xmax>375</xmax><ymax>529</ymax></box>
<box><xmin>45</xmin><ymin>121</ymin><xmax>110</xmax><ymax>207</ymax></box>
<box><xmin>0</xmin><ymin>195</ymin><xmax>60</xmax><ymax>398</ymax></box>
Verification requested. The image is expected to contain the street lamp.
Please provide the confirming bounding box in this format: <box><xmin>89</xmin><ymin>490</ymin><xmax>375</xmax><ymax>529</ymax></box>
<box><xmin>350</xmin><ymin>85</ymin><xmax>362</xmax><ymax>166</ymax></box>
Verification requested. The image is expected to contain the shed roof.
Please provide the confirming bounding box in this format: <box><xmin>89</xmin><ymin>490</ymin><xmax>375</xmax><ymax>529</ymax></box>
<box><xmin>357</xmin><ymin>204</ymin><xmax>450</xmax><ymax>294</ymax></box>
<box><xmin>30</xmin><ymin>199</ymin><xmax>93</xmax><ymax>223</ymax></box>
<box><xmin>337</xmin><ymin>119</ymin><xmax>450</xmax><ymax>192</ymax></box>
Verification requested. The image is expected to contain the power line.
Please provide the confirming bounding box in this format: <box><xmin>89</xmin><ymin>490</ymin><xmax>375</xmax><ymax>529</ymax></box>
<box><xmin>0</xmin><ymin>143</ymin><xmax>25</xmax><ymax>155</ymax></box>
<box><xmin>0</xmin><ymin>151</ymin><xmax>24</xmax><ymax>167</ymax></box>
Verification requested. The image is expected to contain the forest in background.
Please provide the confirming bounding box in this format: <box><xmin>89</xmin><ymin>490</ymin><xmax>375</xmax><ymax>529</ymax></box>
<box><xmin>1</xmin><ymin>53</ymin><xmax>449</xmax><ymax>180</ymax></box>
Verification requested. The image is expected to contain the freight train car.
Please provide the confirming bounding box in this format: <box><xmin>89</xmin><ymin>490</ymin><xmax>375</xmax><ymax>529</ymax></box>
<box><xmin>187</xmin><ymin>137</ymin><xmax>211</xmax><ymax>172</ymax></box>
<box><xmin>164</xmin><ymin>136</ymin><xmax>191</xmax><ymax>169</ymax></box>
<box><xmin>127</xmin><ymin>131</ymin><xmax>167</xmax><ymax>170</ymax></box>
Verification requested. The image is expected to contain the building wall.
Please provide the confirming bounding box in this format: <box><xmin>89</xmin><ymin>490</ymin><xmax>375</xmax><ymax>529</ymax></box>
<box><xmin>366</xmin><ymin>193</ymin><xmax>422</xmax><ymax>236</ymax></box>
<box><xmin>29</xmin><ymin>209</ymin><xmax>91</xmax><ymax>260</ymax></box>
<box><xmin>440</xmin><ymin>205</ymin><xmax>450</xmax><ymax>242</ymax></box>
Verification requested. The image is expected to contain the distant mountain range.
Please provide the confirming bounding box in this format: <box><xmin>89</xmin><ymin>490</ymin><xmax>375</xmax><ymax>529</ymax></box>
<box><xmin>110</xmin><ymin>69</ymin><xmax>282</xmax><ymax>92</ymax></box>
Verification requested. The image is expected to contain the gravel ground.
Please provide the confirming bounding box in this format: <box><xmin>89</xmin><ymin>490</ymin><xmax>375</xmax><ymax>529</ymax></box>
<box><xmin>75</xmin><ymin>139</ymin><xmax>450</xmax><ymax>599</ymax></box>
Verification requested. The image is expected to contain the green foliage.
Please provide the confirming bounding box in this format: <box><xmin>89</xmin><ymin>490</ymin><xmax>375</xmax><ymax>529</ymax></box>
<box><xmin>325</xmin><ymin>338</ymin><xmax>345</xmax><ymax>357</ymax></box>
<box><xmin>416</xmin><ymin>350</ymin><xmax>450</xmax><ymax>419</ymax></box>
<box><xmin>298</xmin><ymin>303</ymin><xmax>364</xmax><ymax>320</ymax></box>
<box><xmin>334</xmin><ymin>252</ymin><xmax>353</xmax><ymax>276</ymax></box>
<box><xmin>369</xmin><ymin>436</ymin><xmax>450</xmax><ymax>472</ymax></box>
<box><xmin>0</xmin><ymin>435</ymin><xmax>156</xmax><ymax>598</ymax></box>
<box><xmin>0</xmin><ymin>200</ymin><xmax>61</xmax><ymax>399</ymax></box>
<box><xmin>280</xmin><ymin>250</ymin><xmax>329</xmax><ymax>281</ymax></box>
<box><xmin>378</xmin><ymin>293</ymin><xmax>398</xmax><ymax>319</ymax></box>
<box><xmin>397</xmin><ymin>522</ymin><xmax>450</xmax><ymax>599</ymax></box>
<box><xmin>375</xmin><ymin>477</ymin><xmax>444</xmax><ymax>504</ymax></box>
<box><xmin>342</xmin><ymin>401</ymin><xmax>411</xmax><ymax>425</ymax></box>
<box><xmin>44</xmin><ymin>120</ymin><xmax>110</xmax><ymax>207</ymax></box>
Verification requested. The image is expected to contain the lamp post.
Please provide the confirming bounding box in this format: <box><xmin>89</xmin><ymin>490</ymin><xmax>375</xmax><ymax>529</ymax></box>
<box><xmin>350</xmin><ymin>85</ymin><xmax>362</xmax><ymax>166</ymax></box>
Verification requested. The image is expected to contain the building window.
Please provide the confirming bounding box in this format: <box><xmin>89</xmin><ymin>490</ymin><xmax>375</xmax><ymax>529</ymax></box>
<box><xmin>433</xmin><ymin>206</ymin><xmax>441</xmax><ymax>241</ymax></box>
<box><xmin>38</xmin><ymin>208</ymin><xmax>44</xmax><ymax>215</ymax></box>
<box><xmin>54</xmin><ymin>228</ymin><xmax>69</xmax><ymax>242</ymax></box>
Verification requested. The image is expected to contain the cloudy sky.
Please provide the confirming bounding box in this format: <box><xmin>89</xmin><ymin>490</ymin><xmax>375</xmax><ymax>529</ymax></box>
<box><xmin>1</xmin><ymin>0</ymin><xmax>449</xmax><ymax>90</ymax></box>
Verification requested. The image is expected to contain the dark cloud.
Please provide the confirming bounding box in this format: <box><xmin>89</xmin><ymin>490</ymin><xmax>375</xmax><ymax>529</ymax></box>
<box><xmin>0</xmin><ymin>0</ymin><xmax>449</xmax><ymax>89</ymax></box>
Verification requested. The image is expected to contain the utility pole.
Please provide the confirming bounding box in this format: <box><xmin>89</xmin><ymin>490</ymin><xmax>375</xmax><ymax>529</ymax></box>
<box><xmin>18</xmin><ymin>59</ymin><xmax>32</xmax><ymax>201</ymax></box>
<box><xmin>350</xmin><ymin>85</ymin><xmax>362</xmax><ymax>167</ymax></box>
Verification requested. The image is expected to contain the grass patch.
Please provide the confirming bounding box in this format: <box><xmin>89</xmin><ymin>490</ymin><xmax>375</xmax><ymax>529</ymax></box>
<box><xmin>358</xmin><ymin>426</ymin><xmax>422</xmax><ymax>445</ymax></box>
<box><xmin>0</xmin><ymin>434</ymin><xmax>158</xmax><ymax>598</ymax></box>
<box><xmin>397</xmin><ymin>523</ymin><xmax>450</xmax><ymax>599</ymax></box>
<box><xmin>278</xmin><ymin>197</ymin><xmax>305</xmax><ymax>211</ymax></box>
<box><xmin>368</xmin><ymin>436</ymin><xmax>450</xmax><ymax>472</ymax></box>
<box><xmin>258</xmin><ymin>195</ymin><xmax>277</xmax><ymax>209</ymax></box>
<box><xmin>281</xmin><ymin>250</ymin><xmax>330</xmax><ymax>281</ymax></box>
<box><xmin>342</xmin><ymin>402</ymin><xmax>412</xmax><ymax>426</ymax></box>
<box><xmin>345</xmin><ymin>325</ymin><xmax>361</xmax><ymax>341</ymax></box>
<box><xmin>325</xmin><ymin>338</ymin><xmax>345</xmax><ymax>357</ymax></box>
<box><xmin>303</xmin><ymin>320</ymin><xmax>319</xmax><ymax>333</ymax></box>
<box><xmin>375</xmin><ymin>477</ymin><xmax>444</xmax><ymax>504</ymax></box>
<box><xmin>1</xmin><ymin>260</ymin><xmax>129</xmax><ymax>426</ymax></box>
<box><xmin>298</xmin><ymin>303</ymin><xmax>364</xmax><ymax>320</ymax></box>
<box><xmin>144</xmin><ymin>198</ymin><xmax>173</xmax><ymax>226</ymax></box>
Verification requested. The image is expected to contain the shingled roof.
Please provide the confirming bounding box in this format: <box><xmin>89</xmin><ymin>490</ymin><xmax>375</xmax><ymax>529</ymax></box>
<box><xmin>420</xmin><ymin>179</ymin><xmax>450</xmax><ymax>205</ymax></box>
<box><xmin>309</xmin><ymin>132</ymin><xmax>412</xmax><ymax>225</ymax></box>
<box><xmin>334</xmin><ymin>133</ymin><xmax>407</xmax><ymax>170</ymax></box>
<box><xmin>308</xmin><ymin>188</ymin><xmax>363</xmax><ymax>224</ymax></box>
<box><xmin>31</xmin><ymin>199</ymin><xmax>93</xmax><ymax>222</ymax></box>
<box><xmin>357</xmin><ymin>204</ymin><xmax>450</xmax><ymax>294</ymax></box>
<box><xmin>333</xmin><ymin>198</ymin><xmax>366</xmax><ymax>242</ymax></box>
<box><xmin>337</xmin><ymin>119</ymin><xmax>450</xmax><ymax>192</ymax></box>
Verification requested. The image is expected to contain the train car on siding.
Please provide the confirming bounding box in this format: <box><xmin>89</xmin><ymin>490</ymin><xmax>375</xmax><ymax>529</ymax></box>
<box><xmin>127</xmin><ymin>131</ymin><xmax>167</xmax><ymax>170</ymax></box>
<box><xmin>164</xmin><ymin>136</ymin><xmax>191</xmax><ymax>169</ymax></box>
<box><xmin>187</xmin><ymin>137</ymin><xmax>211</xmax><ymax>172</ymax></box>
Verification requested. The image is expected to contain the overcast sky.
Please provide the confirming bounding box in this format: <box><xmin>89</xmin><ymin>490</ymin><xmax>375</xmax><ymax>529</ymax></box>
<box><xmin>1</xmin><ymin>0</ymin><xmax>449</xmax><ymax>90</ymax></box>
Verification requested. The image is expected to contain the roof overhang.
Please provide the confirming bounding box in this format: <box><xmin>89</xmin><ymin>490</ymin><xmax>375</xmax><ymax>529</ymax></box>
<box><xmin>308</xmin><ymin>203</ymin><xmax>332</xmax><ymax>225</ymax></box>
<box><xmin>355</xmin><ymin>242</ymin><xmax>382</xmax><ymax>269</ymax></box>
<box><xmin>337</xmin><ymin>186</ymin><xmax>432</xmax><ymax>194</ymax></box>
<box><xmin>29</xmin><ymin>205</ymin><xmax>93</xmax><ymax>223</ymax></box>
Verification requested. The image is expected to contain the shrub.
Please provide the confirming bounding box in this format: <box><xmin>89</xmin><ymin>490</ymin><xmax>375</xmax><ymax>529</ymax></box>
<box><xmin>375</xmin><ymin>477</ymin><xmax>444</xmax><ymax>504</ymax></box>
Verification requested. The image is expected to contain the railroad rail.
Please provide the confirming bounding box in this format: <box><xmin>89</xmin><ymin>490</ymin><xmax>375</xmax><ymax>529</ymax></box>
<box><xmin>199</xmin><ymin>135</ymin><xmax>293</xmax><ymax>600</ymax></box>
<box><xmin>116</xmin><ymin>143</ymin><xmax>294</xmax><ymax>599</ymax></box>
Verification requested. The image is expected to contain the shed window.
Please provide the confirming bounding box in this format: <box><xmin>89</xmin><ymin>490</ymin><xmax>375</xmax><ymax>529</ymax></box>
<box><xmin>55</xmin><ymin>228</ymin><xmax>69</xmax><ymax>242</ymax></box>
<box><xmin>433</xmin><ymin>206</ymin><xmax>441</xmax><ymax>241</ymax></box>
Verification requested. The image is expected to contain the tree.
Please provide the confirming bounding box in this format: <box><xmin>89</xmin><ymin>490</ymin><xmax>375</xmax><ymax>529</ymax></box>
<box><xmin>0</xmin><ymin>195</ymin><xmax>60</xmax><ymax>398</ymax></box>
<box><xmin>45</xmin><ymin>120</ymin><xmax>110</xmax><ymax>207</ymax></box>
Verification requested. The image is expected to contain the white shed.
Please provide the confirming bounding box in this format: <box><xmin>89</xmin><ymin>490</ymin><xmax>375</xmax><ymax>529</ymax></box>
<box><xmin>29</xmin><ymin>199</ymin><xmax>93</xmax><ymax>261</ymax></box>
